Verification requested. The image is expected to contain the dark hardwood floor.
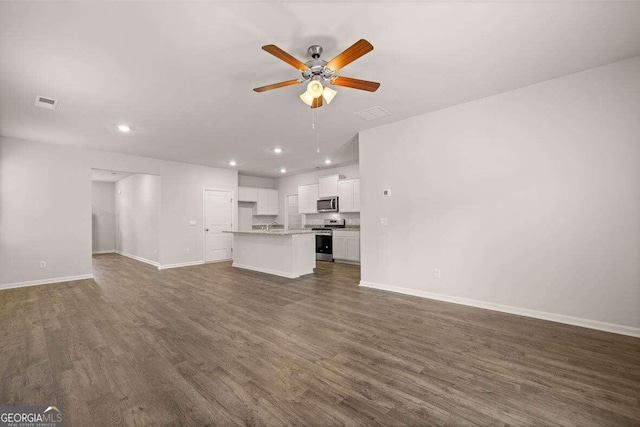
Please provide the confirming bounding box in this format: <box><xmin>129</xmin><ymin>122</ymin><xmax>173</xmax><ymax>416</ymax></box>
<box><xmin>1</xmin><ymin>254</ymin><xmax>639</xmax><ymax>426</ymax></box>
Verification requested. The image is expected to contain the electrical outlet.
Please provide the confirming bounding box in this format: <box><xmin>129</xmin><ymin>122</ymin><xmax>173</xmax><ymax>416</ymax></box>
<box><xmin>434</xmin><ymin>269</ymin><xmax>441</xmax><ymax>279</ymax></box>
<box><xmin>40</xmin><ymin>261</ymin><xmax>46</xmax><ymax>268</ymax></box>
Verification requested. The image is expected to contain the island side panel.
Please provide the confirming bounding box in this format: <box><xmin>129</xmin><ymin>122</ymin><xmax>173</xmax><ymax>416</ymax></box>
<box><xmin>232</xmin><ymin>233</ymin><xmax>296</xmax><ymax>278</ymax></box>
<box><xmin>292</xmin><ymin>233</ymin><xmax>316</xmax><ymax>277</ymax></box>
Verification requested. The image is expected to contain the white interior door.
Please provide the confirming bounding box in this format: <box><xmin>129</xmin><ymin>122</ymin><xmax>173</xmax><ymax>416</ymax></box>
<box><xmin>204</xmin><ymin>190</ymin><xmax>233</xmax><ymax>262</ymax></box>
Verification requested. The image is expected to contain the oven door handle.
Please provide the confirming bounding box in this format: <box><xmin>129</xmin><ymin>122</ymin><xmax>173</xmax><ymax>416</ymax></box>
<box><xmin>331</xmin><ymin>199</ymin><xmax>336</xmax><ymax>210</ymax></box>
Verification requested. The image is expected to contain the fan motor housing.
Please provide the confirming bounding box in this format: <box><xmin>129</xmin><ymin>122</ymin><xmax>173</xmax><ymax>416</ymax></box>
<box><xmin>302</xmin><ymin>45</ymin><xmax>334</xmax><ymax>82</ymax></box>
<box><xmin>307</xmin><ymin>45</ymin><xmax>323</xmax><ymax>59</ymax></box>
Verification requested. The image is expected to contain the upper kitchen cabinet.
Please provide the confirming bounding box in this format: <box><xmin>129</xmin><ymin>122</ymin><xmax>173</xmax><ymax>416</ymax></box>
<box><xmin>298</xmin><ymin>184</ymin><xmax>319</xmax><ymax>214</ymax></box>
<box><xmin>337</xmin><ymin>178</ymin><xmax>361</xmax><ymax>213</ymax></box>
<box><xmin>318</xmin><ymin>174</ymin><xmax>345</xmax><ymax>198</ymax></box>
<box><xmin>255</xmin><ymin>188</ymin><xmax>279</xmax><ymax>215</ymax></box>
<box><xmin>238</xmin><ymin>186</ymin><xmax>258</xmax><ymax>202</ymax></box>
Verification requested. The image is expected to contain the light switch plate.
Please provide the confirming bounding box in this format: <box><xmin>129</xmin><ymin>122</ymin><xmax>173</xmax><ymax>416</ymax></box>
<box><xmin>189</xmin><ymin>220</ymin><xmax>196</xmax><ymax>226</ymax></box>
<box><xmin>383</xmin><ymin>189</ymin><xmax>392</xmax><ymax>197</ymax></box>
<box><xmin>380</xmin><ymin>218</ymin><xmax>389</xmax><ymax>226</ymax></box>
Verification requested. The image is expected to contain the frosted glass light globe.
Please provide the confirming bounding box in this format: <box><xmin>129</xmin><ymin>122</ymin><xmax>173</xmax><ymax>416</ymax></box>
<box><xmin>307</xmin><ymin>81</ymin><xmax>324</xmax><ymax>98</ymax></box>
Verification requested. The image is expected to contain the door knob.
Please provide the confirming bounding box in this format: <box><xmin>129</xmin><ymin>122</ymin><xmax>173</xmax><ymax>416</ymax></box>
<box><xmin>206</xmin><ymin>228</ymin><xmax>210</xmax><ymax>232</ymax></box>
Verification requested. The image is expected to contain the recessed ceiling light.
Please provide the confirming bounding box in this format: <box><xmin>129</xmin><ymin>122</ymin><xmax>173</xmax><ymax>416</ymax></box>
<box><xmin>324</xmin><ymin>159</ymin><xmax>332</xmax><ymax>165</ymax></box>
<box><xmin>273</xmin><ymin>147</ymin><xmax>283</xmax><ymax>154</ymax></box>
<box><xmin>117</xmin><ymin>124</ymin><xmax>130</xmax><ymax>133</ymax></box>
<box><xmin>280</xmin><ymin>168</ymin><xmax>287</xmax><ymax>173</ymax></box>
<box><xmin>229</xmin><ymin>161</ymin><xmax>237</xmax><ymax>166</ymax></box>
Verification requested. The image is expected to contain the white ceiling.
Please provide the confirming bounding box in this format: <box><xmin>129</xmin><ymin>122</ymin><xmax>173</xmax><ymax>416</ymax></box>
<box><xmin>2</xmin><ymin>2</ymin><xmax>639</xmax><ymax>177</ymax></box>
<box><xmin>92</xmin><ymin>169</ymin><xmax>133</xmax><ymax>183</ymax></box>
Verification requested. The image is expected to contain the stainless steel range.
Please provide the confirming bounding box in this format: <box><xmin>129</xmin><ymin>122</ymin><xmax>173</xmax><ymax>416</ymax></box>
<box><xmin>312</xmin><ymin>219</ymin><xmax>346</xmax><ymax>261</ymax></box>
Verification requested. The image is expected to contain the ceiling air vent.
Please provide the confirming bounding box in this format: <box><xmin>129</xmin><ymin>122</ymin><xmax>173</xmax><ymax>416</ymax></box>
<box><xmin>34</xmin><ymin>96</ymin><xmax>58</xmax><ymax>110</ymax></box>
<box><xmin>354</xmin><ymin>106</ymin><xmax>391</xmax><ymax>121</ymax></box>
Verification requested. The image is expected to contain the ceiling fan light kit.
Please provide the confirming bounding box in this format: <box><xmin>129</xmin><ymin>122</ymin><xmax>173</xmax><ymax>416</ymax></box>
<box><xmin>254</xmin><ymin>39</ymin><xmax>380</xmax><ymax>108</ymax></box>
<box><xmin>306</xmin><ymin>80</ymin><xmax>324</xmax><ymax>98</ymax></box>
<box><xmin>322</xmin><ymin>86</ymin><xmax>337</xmax><ymax>104</ymax></box>
<box><xmin>299</xmin><ymin>90</ymin><xmax>314</xmax><ymax>107</ymax></box>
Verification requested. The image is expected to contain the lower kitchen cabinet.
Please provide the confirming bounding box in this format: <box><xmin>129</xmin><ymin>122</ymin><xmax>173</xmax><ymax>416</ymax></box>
<box><xmin>332</xmin><ymin>230</ymin><xmax>360</xmax><ymax>263</ymax></box>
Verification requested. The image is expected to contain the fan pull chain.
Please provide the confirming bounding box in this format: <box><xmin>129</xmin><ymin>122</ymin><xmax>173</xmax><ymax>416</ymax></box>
<box><xmin>315</xmin><ymin>107</ymin><xmax>320</xmax><ymax>154</ymax></box>
<box><xmin>311</xmin><ymin>106</ymin><xmax>320</xmax><ymax>154</ymax></box>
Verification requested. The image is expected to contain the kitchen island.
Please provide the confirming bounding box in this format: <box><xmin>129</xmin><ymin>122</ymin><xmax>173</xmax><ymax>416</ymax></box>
<box><xmin>223</xmin><ymin>230</ymin><xmax>316</xmax><ymax>278</ymax></box>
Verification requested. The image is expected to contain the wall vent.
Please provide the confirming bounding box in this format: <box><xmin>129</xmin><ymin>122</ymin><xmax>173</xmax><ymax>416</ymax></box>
<box><xmin>34</xmin><ymin>96</ymin><xmax>58</xmax><ymax>110</ymax></box>
<box><xmin>354</xmin><ymin>106</ymin><xmax>391</xmax><ymax>121</ymax></box>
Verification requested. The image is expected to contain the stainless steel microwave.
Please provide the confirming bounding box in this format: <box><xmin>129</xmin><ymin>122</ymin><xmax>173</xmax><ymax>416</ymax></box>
<box><xmin>317</xmin><ymin>197</ymin><xmax>339</xmax><ymax>213</ymax></box>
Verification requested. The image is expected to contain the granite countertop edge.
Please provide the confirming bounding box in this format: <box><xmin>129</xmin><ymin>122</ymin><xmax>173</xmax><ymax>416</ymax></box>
<box><xmin>224</xmin><ymin>230</ymin><xmax>317</xmax><ymax>235</ymax></box>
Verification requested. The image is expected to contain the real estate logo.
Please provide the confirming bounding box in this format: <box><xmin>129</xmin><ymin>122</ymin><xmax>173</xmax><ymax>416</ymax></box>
<box><xmin>0</xmin><ymin>405</ymin><xmax>63</xmax><ymax>427</ymax></box>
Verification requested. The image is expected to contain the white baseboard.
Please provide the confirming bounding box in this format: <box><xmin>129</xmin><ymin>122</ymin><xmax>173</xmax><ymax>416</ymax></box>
<box><xmin>359</xmin><ymin>281</ymin><xmax>640</xmax><ymax>338</ymax></box>
<box><xmin>0</xmin><ymin>274</ymin><xmax>94</xmax><ymax>291</ymax></box>
<box><xmin>92</xmin><ymin>250</ymin><xmax>115</xmax><ymax>255</ymax></box>
<box><xmin>158</xmin><ymin>260</ymin><xmax>204</xmax><ymax>270</ymax></box>
<box><xmin>232</xmin><ymin>263</ymin><xmax>311</xmax><ymax>279</ymax></box>
<box><xmin>116</xmin><ymin>251</ymin><xmax>159</xmax><ymax>267</ymax></box>
<box><xmin>334</xmin><ymin>259</ymin><xmax>361</xmax><ymax>265</ymax></box>
<box><xmin>204</xmin><ymin>258</ymin><xmax>232</xmax><ymax>264</ymax></box>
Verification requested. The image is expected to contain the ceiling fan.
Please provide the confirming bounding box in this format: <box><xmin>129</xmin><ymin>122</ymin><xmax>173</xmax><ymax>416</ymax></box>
<box><xmin>253</xmin><ymin>39</ymin><xmax>380</xmax><ymax>108</ymax></box>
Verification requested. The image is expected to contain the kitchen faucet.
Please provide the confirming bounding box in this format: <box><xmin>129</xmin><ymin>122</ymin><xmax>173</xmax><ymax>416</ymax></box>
<box><xmin>265</xmin><ymin>221</ymin><xmax>278</xmax><ymax>232</ymax></box>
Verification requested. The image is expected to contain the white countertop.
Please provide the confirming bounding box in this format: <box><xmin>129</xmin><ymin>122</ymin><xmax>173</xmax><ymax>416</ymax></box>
<box><xmin>224</xmin><ymin>230</ymin><xmax>316</xmax><ymax>236</ymax></box>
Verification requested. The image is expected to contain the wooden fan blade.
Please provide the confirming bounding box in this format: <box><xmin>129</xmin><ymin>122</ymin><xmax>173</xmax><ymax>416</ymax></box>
<box><xmin>331</xmin><ymin>76</ymin><xmax>380</xmax><ymax>92</ymax></box>
<box><xmin>253</xmin><ymin>79</ymin><xmax>301</xmax><ymax>93</ymax></box>
<box><xmin>326</xmin><ymin>39</ymin><xmax>374</xmax><ymax>72</ymax></box>
<box><xmin>262</xmin><ymin>45</ymin><xmax>309</xmax><ymax>71</ymax></box>
<box><xmin>311</xmin><ymin>96</ymin><xmax>323</xmax><ymax>109</ymax></box>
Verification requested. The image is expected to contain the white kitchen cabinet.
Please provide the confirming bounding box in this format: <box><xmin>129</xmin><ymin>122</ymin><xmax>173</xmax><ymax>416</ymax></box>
<box><xmin>298</xmin><ymin>184</ymin><xmax>318</xmax><ymax>214</ymax></box>
<box><xmin>238</xmin><ymin>186</ymin><xmax>258</xmax><ymax>202</ymax></box>
<box><xmin>332</xmin><ymin>235</ymin><xmax>347</xmax><ymax>260</ymax></box>
<box><xmin>269</xmin><ymin>189</ymin><xmax>279</xmax><ymax>214</ymax></box>
<box><xmin>332</xmin><ymin>230</ymin><xmax>360</xmax><ymax>263</ymax></box>
<box><xmin>318</xmin><ymin>174</ymin><xmax>345</xmax><ymax>198</ymax></box>
<box><xmin>353</xmin><ymin>179</ymin><xmax>361</xmax><ymax>212</ymax></box>
<box><xmin>337</xmin><ymin>178</ymin><xmax>360</xmax><ymax>213</ymax></box>
<box><xmin>255</xmin><ymin>188</ymin><xmax>279</xmax><ymax>215</ymax></box>
<box><xmin>346</xmin><ymin>238</ymin><xmax>360</xmax><ymax>261</ymax></box>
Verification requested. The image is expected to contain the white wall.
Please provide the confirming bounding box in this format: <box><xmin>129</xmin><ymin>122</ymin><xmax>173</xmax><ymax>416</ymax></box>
<box><xmin>238</xmin><ymin>174</ymin><xmax>276</xmax><ymax>189</ymax></box>
<box><xmin>92</xmin><ymin>181</ymin><xmax>116</xmax><ymax>253</ymax></box>
<box><xmin>0</xmin><ymin>138</ymin><xmax>237</xmax><ymax>286</ymax></box>
<box><xmin>359</xmin><ymin>57</ymin><xmax>640</xmax><ymax>334</ymax></box>
<box><xmin>116</xmin><ymin>174</ymin><xmax>161</xmax><ymax>264</ymax></box>
<box><xmin>238</xmin><ymin>202</ymin><xmax>254</xmax><ymax>231</ymax></box>
<box><xmin>276</xmin><ymin>164</ymin><xmax>360</xmax><ymax>225</ymax></box>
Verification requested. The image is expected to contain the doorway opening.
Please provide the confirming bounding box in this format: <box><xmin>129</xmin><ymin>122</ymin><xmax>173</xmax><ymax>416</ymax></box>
<box><xmin>91</xmin><ymin>169</ymin><xmax>161</xmax><ymax>267</ymax></box>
